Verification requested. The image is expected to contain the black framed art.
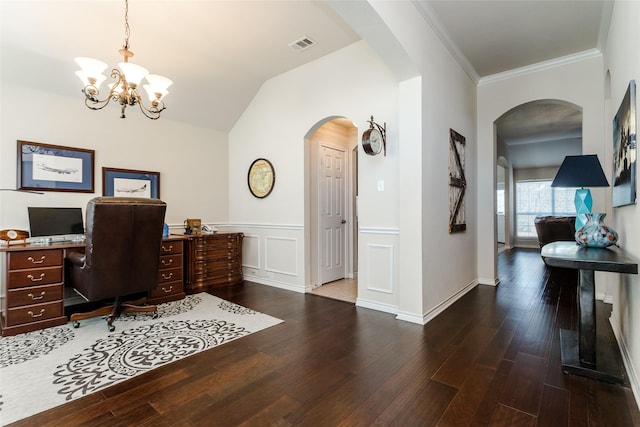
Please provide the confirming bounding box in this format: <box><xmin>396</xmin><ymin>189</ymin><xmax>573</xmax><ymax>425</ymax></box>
<box><xmin>612</xmin><ymin>80</ymin><xmax>637</xmax><ymax>207</ymax></box>
<box><xmin>102</xmin><ymin>167</ymin><xmax>160</xmax><ymax>198</ymax></box>
<box><xmin>18</xmin><ymin>140</ymin><xmax>95</xmax><ymax>193</ymax></box>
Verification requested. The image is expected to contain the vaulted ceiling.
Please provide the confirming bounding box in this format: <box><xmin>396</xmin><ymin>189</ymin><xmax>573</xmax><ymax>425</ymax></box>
<box><xmin>1</xmin><ymin>1</ymin><xmax>613</xmax><ymax>168</ymax></box>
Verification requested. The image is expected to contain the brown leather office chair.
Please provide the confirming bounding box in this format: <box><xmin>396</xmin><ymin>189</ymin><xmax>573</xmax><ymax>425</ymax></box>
<box><xmin>67</xmin><ymin>197</ymin><xmax>167</xmax><ymax>331</ymax></box>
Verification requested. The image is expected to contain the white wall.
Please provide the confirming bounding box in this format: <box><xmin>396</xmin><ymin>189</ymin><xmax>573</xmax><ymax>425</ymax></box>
<box><xmin>603</xmin><ymin>0</ymin><xmax>640</xmax><ymax>407</ymax></box>
<box><xmin>229</xmin><ymin>2</ymin><xmax>479</xmax><ymax>324</ymax></box>
<box><xmin>477</xmin><ymin>56</ymin><xmax>605</xmax><ymax>284</ymax></box>
<box><xmin>228</xmin><ymin>41</ymin><xmax>401</xmax><ymax>301</ymax></box>
<box><xmin>0</xmin><ymin>84</ymin><xmax>229</xmax><ymax>232</ymax></box>
<box><xmin>370</xmin><ymin>1</ymin><xmax>478</xmax><ymax>320</ymax></box>
<box><xmin>1</xmin><ymin>1</ymin><xmax>481</xmax><ymax>329</ymax></box>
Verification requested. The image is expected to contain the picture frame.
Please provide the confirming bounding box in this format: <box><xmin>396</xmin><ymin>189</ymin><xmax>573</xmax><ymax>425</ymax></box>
<box><xmin>247</xmin><ymin>158</ymin><xmax>275</xmax><ymax>198</ymax></box>
<box><xmin>612</xmin><ymin>80</ymin><xmax>637</xmax><ymax>207</ymax></box>
<box><xmin>18</xmin><ymin>140</ymin><xmax>95</xmax><ymax>193</ymax></box>
<box><xmin>448</xmin><ymin>129</ymin><xmax>467</xmax><ymax>233</ymax></box>
<box><xmin>102</xmin><ymin>167</ymin><xmax>160</xmax><ymax>199</ymax></box>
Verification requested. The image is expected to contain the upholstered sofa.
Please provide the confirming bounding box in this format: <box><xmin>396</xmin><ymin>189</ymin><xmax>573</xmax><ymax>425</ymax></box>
<box><xmin>534</xmin><ymin>215</ymin><xmax>576</xmax><ymax>248</ymax></box>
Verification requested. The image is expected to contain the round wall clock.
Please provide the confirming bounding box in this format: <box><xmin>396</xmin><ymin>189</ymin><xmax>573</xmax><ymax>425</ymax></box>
<box><xmin>362</xmin><ymin>128</ymin><xmax>383</xmax><ymax>155</ymax></box>
<box><xmin>247</xmin><ymin>158</ymin><xmax>275</xmax><ymax>198</ymax></box>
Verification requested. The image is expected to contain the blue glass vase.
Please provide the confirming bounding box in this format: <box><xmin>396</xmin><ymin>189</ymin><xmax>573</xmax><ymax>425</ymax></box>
<box><xmin>574</xmin><ymin>213</ymin><xmax>618</xmax><ymax>248</ymax></box>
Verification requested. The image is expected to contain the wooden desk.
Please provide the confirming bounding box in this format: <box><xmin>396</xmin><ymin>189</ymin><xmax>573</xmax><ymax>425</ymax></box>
<box><xmin>0</xmin><ymin>235</ymin><xmax>188</xmax><ymax>336</ymax></box>
<box><xmin>541</xmin><ymin>241</ymin><xmax>638</xmax><ymax>383</ymax></box>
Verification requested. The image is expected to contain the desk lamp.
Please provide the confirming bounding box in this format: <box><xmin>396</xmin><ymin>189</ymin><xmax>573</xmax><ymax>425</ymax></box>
<box><xmin>550</xmin><ymin>155</ymin><xmax>610</xmax><ymax>231</ymax></box>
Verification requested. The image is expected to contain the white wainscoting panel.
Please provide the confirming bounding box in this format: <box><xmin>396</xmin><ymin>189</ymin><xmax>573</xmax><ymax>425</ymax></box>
<box><xmin>357</xmin><ymin>228</ymin><xmax>399</xmax><ymax>312</ymax></box>
<box><xmin>366</xmin><ymin>244</ymin><xmax>394</xmax><ymax>294</ymax></box>
<box><xmin>242</xmin><ymin>234</ymin><xmax>260</xmax><ymax>269</ymax></box>
<box><xmin>265</xmin><ymin>236</ymin><xmax>298</xmax><ymax>276</ymax></box>
<box><xmin>226</xmin><ymin>224</ymin><xmax>305</xmax><ymax>292</ymax></box>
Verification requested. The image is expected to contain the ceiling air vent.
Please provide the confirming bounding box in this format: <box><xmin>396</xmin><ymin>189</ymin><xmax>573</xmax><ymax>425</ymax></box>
<box><xmin>289</xmin><ymin>36</ymin><xmax>316</xmax><ymax>52</ymax></box>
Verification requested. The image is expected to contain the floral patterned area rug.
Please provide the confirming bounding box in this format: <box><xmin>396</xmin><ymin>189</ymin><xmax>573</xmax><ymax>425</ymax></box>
<box><xmin>0</xmin><ymin>293</ymin><xmax>283</xmax><ymax>425</ymax></box>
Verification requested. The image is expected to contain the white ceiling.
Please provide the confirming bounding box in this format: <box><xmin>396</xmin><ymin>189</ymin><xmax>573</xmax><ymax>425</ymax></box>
<box><xmin>418</xmin><ymin>0</ymin><xmax>612</xmax><ymax>169</ymax></box>
<box><xmin>416</xmin><ymin>0</ymin><xmax>611</xmax><ymax>81</ymax></box>
<box><xmin>1</xmin><ymin>1</ymin><xmax>361</xmax><ymax>131</ymax></box>
<box><xmin>1</xmin><ymin>0</ymin><xmax>613</xmax><ymax>168</ymax></box>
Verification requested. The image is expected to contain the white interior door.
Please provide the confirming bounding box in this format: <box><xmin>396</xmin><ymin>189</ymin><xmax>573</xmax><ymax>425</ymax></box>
<box><xmin>319</xmin><ymin>144</ymin><xmax>346</xmax><ymax>284</ymax></box>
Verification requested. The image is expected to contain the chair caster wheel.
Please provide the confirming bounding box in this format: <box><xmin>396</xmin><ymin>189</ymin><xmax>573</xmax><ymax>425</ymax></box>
<box><xmin>152</xmin><ymin>312</ymin><xmax>159</xmax><ymax>319</ymax></box>
<box><xmin>108</xmin><ymin>325</ymin><xmax>115</xmax><ymax>332</ymax></box>
<box><xmin>73</xmin><ymin>321</ymin><xmax>80</xmax><ymax>328</ymax></box>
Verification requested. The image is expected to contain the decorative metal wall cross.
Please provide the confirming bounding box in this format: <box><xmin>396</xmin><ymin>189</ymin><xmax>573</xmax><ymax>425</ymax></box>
<box><xmin>448</xmin><ymin>129</ymin><xmax>466</xmax><ymax>233</ymax></box>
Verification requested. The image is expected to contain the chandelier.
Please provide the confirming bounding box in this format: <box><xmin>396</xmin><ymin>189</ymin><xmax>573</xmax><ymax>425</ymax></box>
<box><xmin>74</xmin><ymin>0</ymin><xmax>172</xmax><ymax>120</ymax></box>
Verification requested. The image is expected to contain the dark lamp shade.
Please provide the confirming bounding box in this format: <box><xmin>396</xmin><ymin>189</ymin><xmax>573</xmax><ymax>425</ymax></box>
<box><xmin>551</xmin><ymin>155</ymin><xmax>610</xmax><ymax>188</ymax></box>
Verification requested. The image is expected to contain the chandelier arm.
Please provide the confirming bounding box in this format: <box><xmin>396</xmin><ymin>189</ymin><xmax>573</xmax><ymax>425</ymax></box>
<box><xmin>137</xmin><ymin>101</ymin><xmax>162</xmax><ymax>120</ymax></box>
<box><xmin>131</xmin><ymin>88</ymin><xmax>166</xmax><ymax>120</ymax></box>
<box><xmin>83</xmin><ymin>95</ymin><xmax>112</xmax><ymax>111</ymax></box>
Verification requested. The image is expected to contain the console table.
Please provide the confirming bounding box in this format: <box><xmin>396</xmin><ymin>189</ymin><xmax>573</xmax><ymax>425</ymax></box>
<box><xmin>541</xmin><ymin>241</ymin><xmax>638</xmax><ymax>384</ymax></box>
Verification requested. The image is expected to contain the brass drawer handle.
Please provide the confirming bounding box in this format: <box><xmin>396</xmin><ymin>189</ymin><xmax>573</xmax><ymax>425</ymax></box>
<box><xmin>28</xmin><ymin>291</ymin><xmax>46</xmax><ymax>301</ymax></box>
<box><xmin>28</xmin><ymin>309</ymin><xmax>45</xmax><ymax>318</ymax></box>
<box><xmin>162</xmin><ymin>245</ymin><xmax>173</xmax><ymax>252</ymax></box>
<box><xmin>161</xmin><ymin>258</ymin><xmax>173</xmax><ymax>266</ymax></box>
<box><xmin>27</xmin><ymin>255</ymin><xmax>46</xmax><ymax>264</ymax></box>
<box><xmin>162</xmin><ymin>285</ymin><xmax>173</xmax><ymax>294</ymax></box>
<box><xmin>162</xmin><ymin>272</ymin><xmax>174</xmax><ymax>280</ymax></box>
<box><xmin>27</xmin><ymin>273</ymin><xmax>45</xmax><ymax>282</ymax></box>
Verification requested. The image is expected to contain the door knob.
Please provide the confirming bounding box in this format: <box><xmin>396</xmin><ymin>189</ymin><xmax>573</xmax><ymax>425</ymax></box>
<box><xmin>341</xmin><ymin>219</ymin><xmax>346</xmax><ymax>224</ymax></box>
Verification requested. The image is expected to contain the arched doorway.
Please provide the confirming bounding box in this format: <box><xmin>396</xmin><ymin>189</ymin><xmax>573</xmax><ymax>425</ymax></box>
<box><xmin>494</xmin><ymin>99</ymin><xmax>583</xmax><ymax>257</ymax></box>
<box><xmin>304</xmin><ymin>116</ymin><xmax>358</xmax><ymax>302</ymax></box>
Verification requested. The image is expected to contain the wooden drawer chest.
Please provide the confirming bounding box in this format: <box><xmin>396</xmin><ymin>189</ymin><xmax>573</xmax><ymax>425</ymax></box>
<box><xmin>149</xmin><ymin>236</ymin><xmax>186</xmax><ymax>304</ymax></box>
<box><xmin>185</xmin><ymin>233</ymin><xmax>243</xmax><ymax>293</ymax></box>
<box><xmin>2</xmin><ymin>247</ymin><xmax>67</xmax><ymax>336</ymax></box>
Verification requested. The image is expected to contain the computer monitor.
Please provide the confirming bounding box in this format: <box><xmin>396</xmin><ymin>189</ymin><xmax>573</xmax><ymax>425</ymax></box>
<box><xmin>27</xmin><ymin>207</ymin><xmax>84</xmax><ymax>241</ymax></box>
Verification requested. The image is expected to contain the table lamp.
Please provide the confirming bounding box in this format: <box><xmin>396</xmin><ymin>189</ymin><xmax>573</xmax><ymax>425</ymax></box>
<box><xmin>550</xmin><ymin>155</ymin><xmax>610</xmax><ymax>231</ymax></box>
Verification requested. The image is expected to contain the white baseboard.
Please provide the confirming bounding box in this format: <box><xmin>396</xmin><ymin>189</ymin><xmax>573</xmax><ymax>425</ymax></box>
<box><xmin>422</xmin><ymin>280</ymin><xmax>478</xmax><ymax>324</ymax></box>
<box><xmin>477</xmin><ymin>277</ymin><xmax>499</xmax><ymax>286</ymax></box>
<box><xmin>609</xmin><ymin>313</ymin><xmax>640</xmax><ymax>410</ymax></box>
<box><xmin>396</xmin><ymin>310</ymin><xmax>427</xmax><ymax>325</ymax></box>
<box><xmin>356</xmin><ymin>298</ymin><xmax>398</xmax><ymax>316</ymax></box>
<box><xmin>355</xmin><ymin>279</ymin><xmax>481</xmax><ymax>326</ymax></box>
<box><xmin>244</xmin><ymin>277</ymin><xmax>306</xmax><ymax>293</ymax></box>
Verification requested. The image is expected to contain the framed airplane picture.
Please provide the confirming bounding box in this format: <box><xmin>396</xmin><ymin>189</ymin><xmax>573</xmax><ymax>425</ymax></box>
<box><xmin>18</xmin><ymin>140</ymin><xmax>95</xmax><ymax>192</ymax></box>
<box><xmin>102</xmin><ymin>167</ymin><xmax>160</xmax><ymax>199</ymax></box>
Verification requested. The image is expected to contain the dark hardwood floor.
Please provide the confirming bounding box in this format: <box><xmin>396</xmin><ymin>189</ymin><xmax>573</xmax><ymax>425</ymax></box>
<box><xmin>10</xmin><ymin>248</ymin><xmax>640</xmax><ymax>426</ymax></box>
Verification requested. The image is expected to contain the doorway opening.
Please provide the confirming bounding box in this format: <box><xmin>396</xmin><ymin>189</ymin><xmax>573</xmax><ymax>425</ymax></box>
<box><xmin>305</xmin><ymin>117</ymin><xmax>358</xmax><ymax>303</ymax></box>
<box><xmin>493</xmin><ymin>99</ymin><xmax>583</xmax><ymax>273</ymax></box>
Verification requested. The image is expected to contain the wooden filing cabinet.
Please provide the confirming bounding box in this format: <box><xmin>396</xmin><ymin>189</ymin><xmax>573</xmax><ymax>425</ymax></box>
<box><xmin>185</xmin><ymin>233</ymin><xmax>244</xmax><ymax>293</ymax></box>
<box><xmin>2</xmin><ymin>248</ymin><xmax>68</xmax><ymax>336</ymax></box>
<box><xmin>148</xmin><ymin>236</ymin><xmax>186</xmax><ymax>304</ymax></box>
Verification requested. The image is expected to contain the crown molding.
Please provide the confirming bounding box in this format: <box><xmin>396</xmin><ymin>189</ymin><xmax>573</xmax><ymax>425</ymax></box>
<box><xmin>412</xmin><ymin>0</ymin><xmax>480</xmax><ymax>84</ymax></box>
<box><xmin>597</xmin><ymin>0</ymin><xmax>614</xmax><ymax>54</ymax></box>
<box><xmin>478</xmin><ymin>49</ymin><xmax>603</xmax><ymax>86</ymax></box>
<box><xmin>413</xmin><ymin>0</ymin><xmax>608</xmax><ymax>87</ymax></box>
